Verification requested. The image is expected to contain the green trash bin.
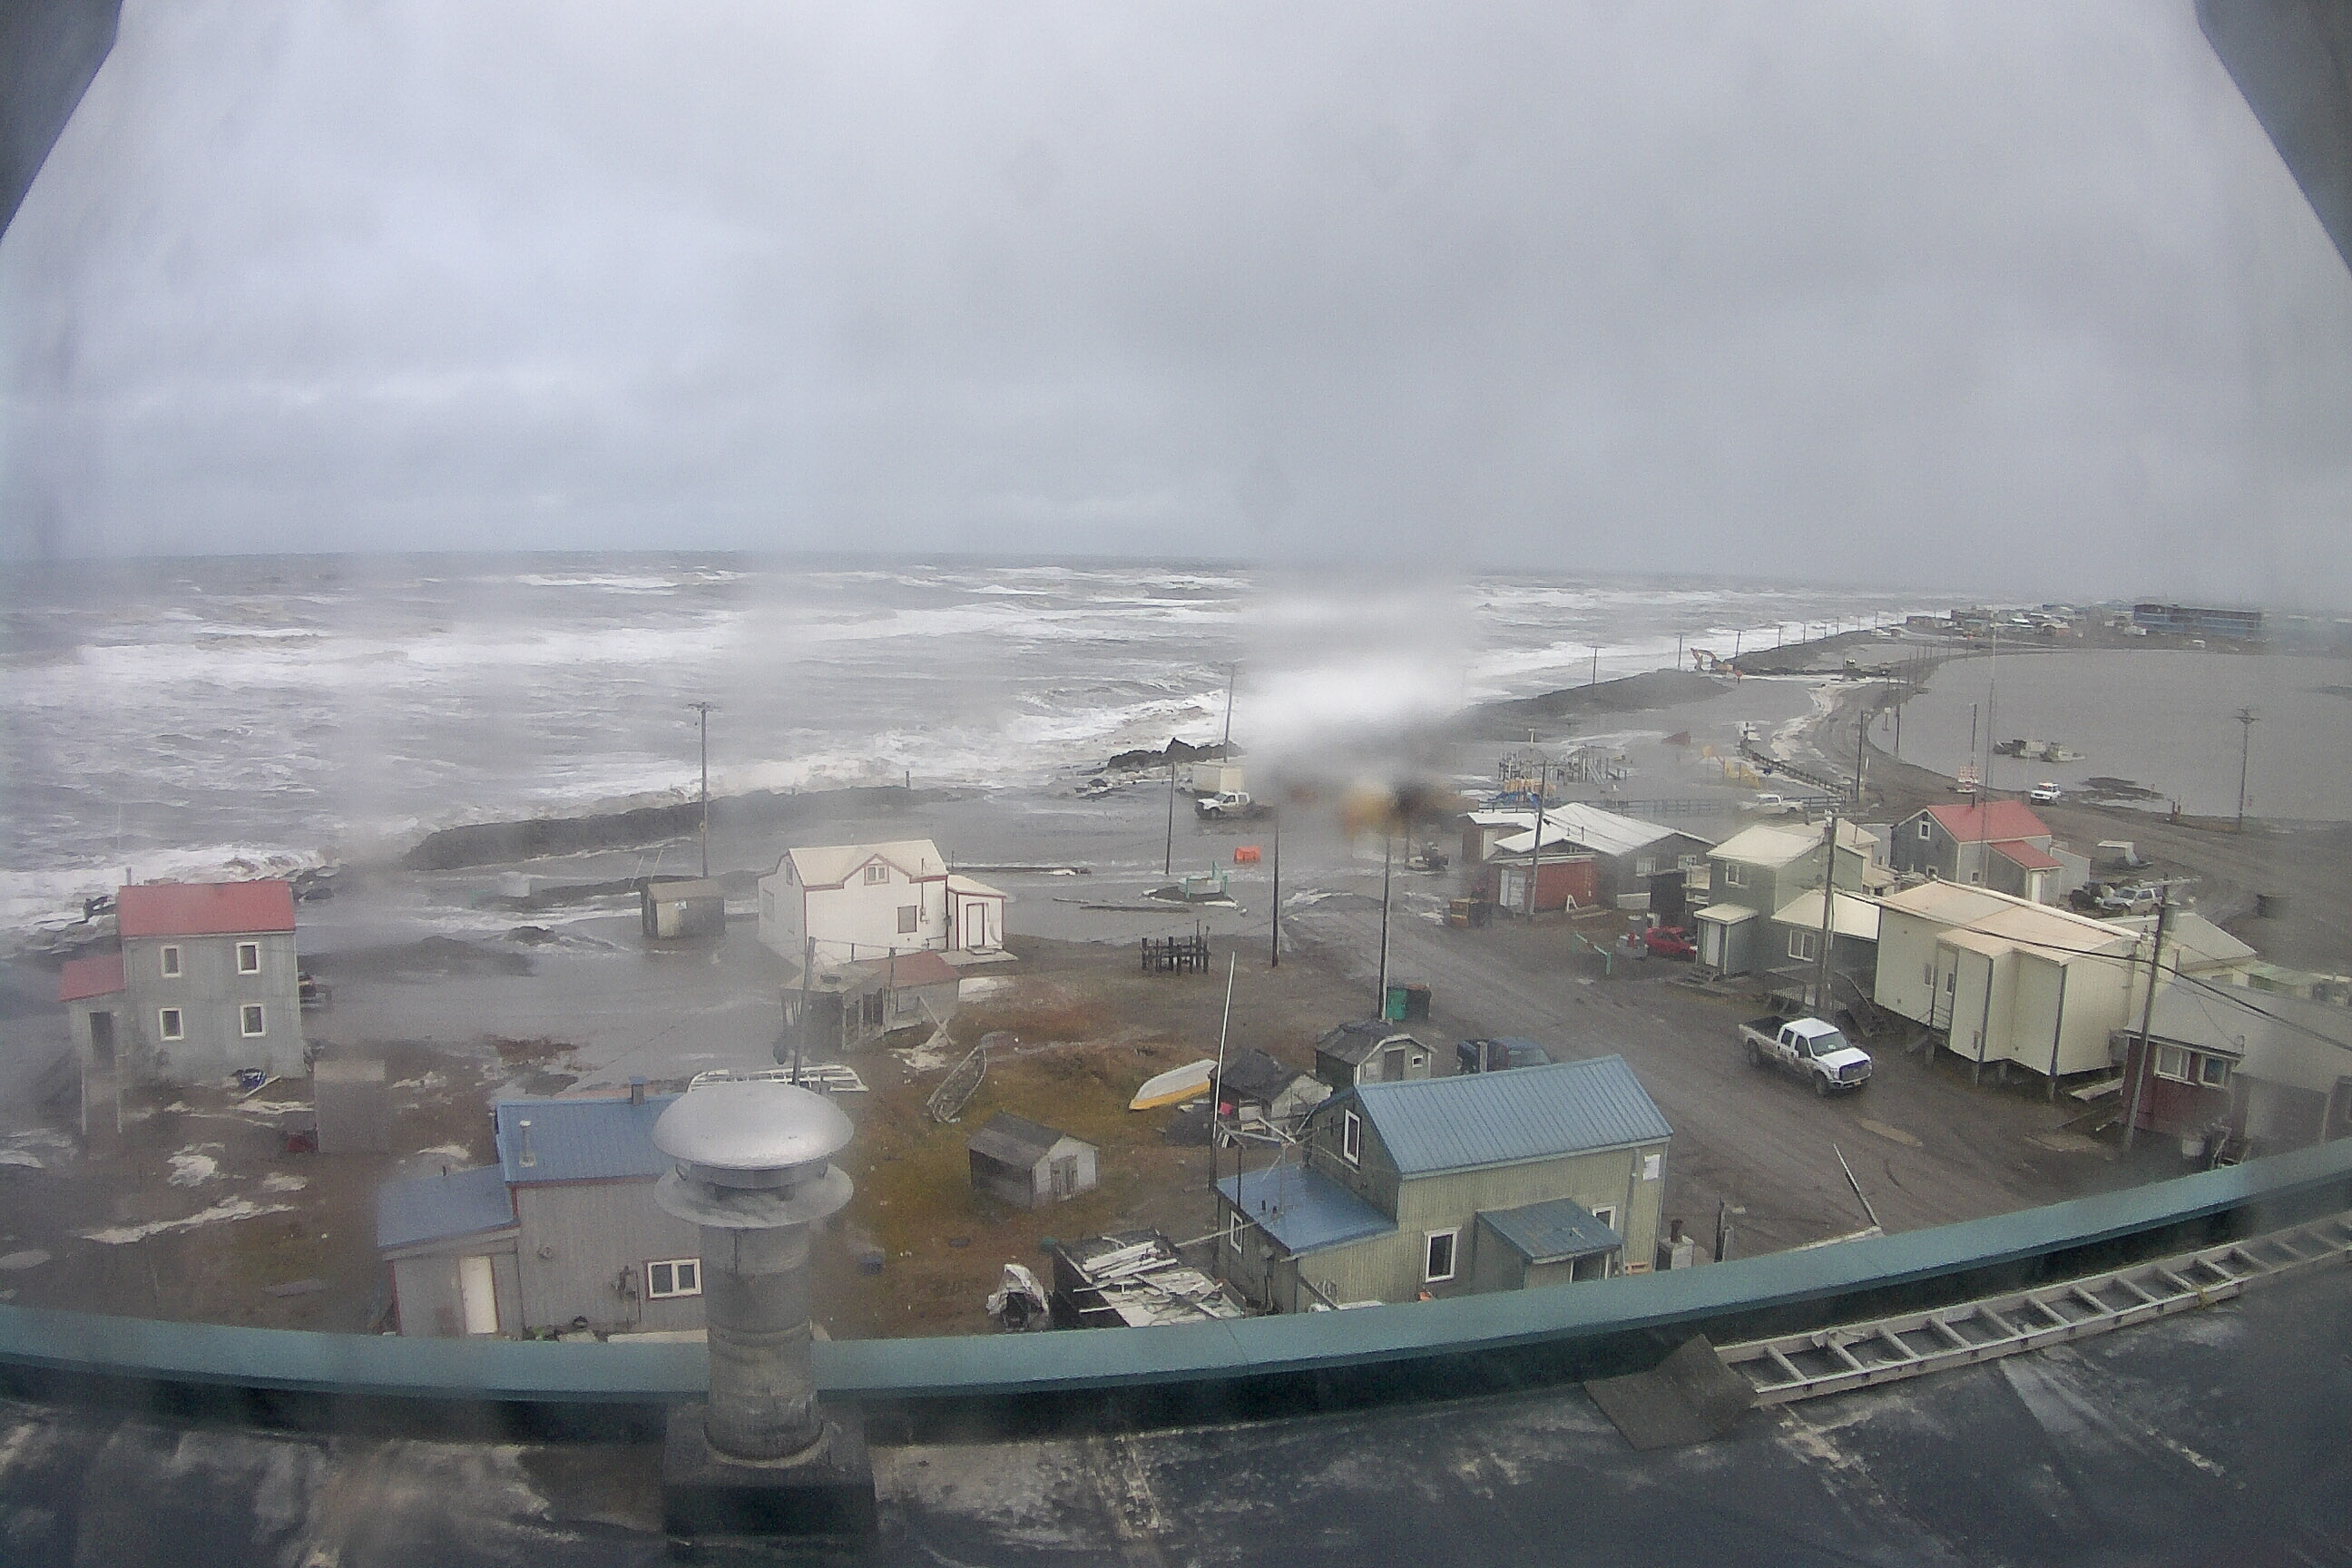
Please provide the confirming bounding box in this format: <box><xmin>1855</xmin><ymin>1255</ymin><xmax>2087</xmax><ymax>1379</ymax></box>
<box><xmin>1384</xmin><ymin>985</ymin><xmax>1407</xmax><ymax>1023</ymax></box>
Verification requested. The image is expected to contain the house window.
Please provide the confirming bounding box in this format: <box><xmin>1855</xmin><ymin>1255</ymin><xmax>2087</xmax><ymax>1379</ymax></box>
<box><xmin>1591</xmin><ymin>1205</ymin><xmax>1617</xmax><ymax>1233</ymax></box>
<box><xmin>240</xmin><ymin>1004</ymin><xmax>266</xmax><ymax>1037</ymax></box>
<box><xmin>158</xmin><ymin>1007</ymin><xmax>184</xmax><ymax>1041</ymax></box>
<box><xmin>1634</xmin><ymin>857</ymin><xmax>1656</xmax><ymax>877</ymax></box>
<box><xmin>646</xmin><ymin>1259</ymin><xmax>702</xmax><ymax>1298</ymax></box>
<box><xmin>1341</xmin><ymin>1110</ymin><xmax>1362</xmax><ymax>1167</ymax></box>
<box><xmin>1945</xmin><ymin>970</ymin><xmax>1955</xmax><ymax>994</ymax></box>
<box><xmin>1227</xmin><ymin>1214</ymin><xmax>1241</xmax><ymax>1254</ymax></box>
<box><xmin>2199</xmin><ymin>1054</ymin><xmax>2232</xmax><ymax>1089</ymax></box>
<box><xmin>1788</xmin><ymin>929</ymin><xmax>1819</xmax><ymax>963</ymax></box>
<box><xmin>1917</xmin><ymin>820</ymin><xmax>1932</xmax><ymax>840</ymax></box>
<box><xmin>1424</xmin><ymin>1229</ymin><xmax>1458</xmax><ymax>1284</ymax></box>
<box><xmin>864</xmin><ymin>864</ymin><xmax>889</xmax><ymax>886</ymax></box>
<box><xmin>161</xmin><ymin>946</ymin><xmax>181</xmax><ymax>977</ymax></box>
<box><xmin>897</xmin><ymin>905</ymin><xmax>918</xmax><ymax>935</ymax></box>
<box><xmin>2153</xmin><ymin>1044</ymin><xmax>2190</xmax><ymax>1083</ymax></box>
<box><xmin>1721</xmin><ymin>862</ymin><xmax>1747</xmax><ymax>888</ymax></box>
<box><xmin>1923</xmin><ymin>963</ymin><xmax>1935</xmax><ymax>985</ymax></box>
<box><xmin>236</xmin><ymin>942</ymin><xmax>260</xmax><ymax>974</ymax></box>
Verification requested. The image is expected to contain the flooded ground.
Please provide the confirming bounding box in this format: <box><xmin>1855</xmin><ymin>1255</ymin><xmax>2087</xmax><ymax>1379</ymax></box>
<box><xmin>1897</xmin><ymin>649</ymin><xmax>2352</xmax><ymax>821</ymax></box>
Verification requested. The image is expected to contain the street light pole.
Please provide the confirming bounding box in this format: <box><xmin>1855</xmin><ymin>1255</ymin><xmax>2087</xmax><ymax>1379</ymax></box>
<box><xmin>688</xmin><ymin>701</ymin><xmax>715</xmax><ymax>878</ymax></box>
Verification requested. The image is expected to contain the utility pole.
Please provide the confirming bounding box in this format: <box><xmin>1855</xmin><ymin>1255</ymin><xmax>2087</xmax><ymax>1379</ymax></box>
<box><xmin>1221</xmin><ymin>662</ymin><xmax>1239</xmax><ymax>749</ymax></box>
<box><xmin>1814</xmin><ymin>810</ymin><xmax>1839</xmax><ymax>1014</ymax></box>
<box><xmin>2121</xmin><ymin>893</ymin><xmax>2176</xmax><ymax>1152</ymax></box>
<box><xmin>688</xmin><ymin>701</ymin><xmax>715</xmax><ymax>878</ymax></box>
<box><xmin>1164</xmin><ymin>760</ymin><xmax>1178</xmax><ymax>877</ymax></box>
<box><xmin>2235</xmin><ymin>708</ymin><xmax>2259</xmax><ymax>831</ymax></box>
<box><xmin>1852</xmin><ymin>692</ymin><xmax>1869</xmax><ymax>806</ymax></box>
<box><xmin>1269</xmin><ymin>807</ymin><xmax>1281</xmax><ymax>969</ymax></box>
<box><xmin>1675</xmin><ymin>632</ymin><xmax>1682</xmax><ymax>670</ymax></box>
<box><xmin>1524</xmin><ymin>764</ymin><xmax>1544</xmax><ymax>920</ymax></box>
<box><xmin>1377</xmin><ymin>828</ymin><xmax>1394</xmax><ymax>1020</ymax></box>
<box><xmin>1590</xmin><ymin>646</ymin><xmax>1599</xmax><ymax>687</ymax></box>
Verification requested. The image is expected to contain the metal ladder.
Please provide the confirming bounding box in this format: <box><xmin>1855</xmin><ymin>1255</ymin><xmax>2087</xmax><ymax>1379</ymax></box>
<box><xmin>1717</xmin><ymin>1209</ymin><xmax>2352</xmax><ymax>1406</ymax></box>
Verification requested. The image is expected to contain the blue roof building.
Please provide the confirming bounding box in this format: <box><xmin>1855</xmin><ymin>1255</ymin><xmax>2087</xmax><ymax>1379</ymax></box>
<box><xmin>1216</xmin><ymin>1057</ymin><xmax>1673</xmax><ymax>1311</ymax></box>
<box><xmin>375</xmin><ymin>1085</ymin><xmax>707</xmax><ymax>1340</ymax></box>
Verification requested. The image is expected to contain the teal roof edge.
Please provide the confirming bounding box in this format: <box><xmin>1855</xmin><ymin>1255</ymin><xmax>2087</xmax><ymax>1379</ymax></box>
<box><xmin>0</xmin><ymin>1136</ymin><xmax>2345</xmax><ymax>1407</ymax></box>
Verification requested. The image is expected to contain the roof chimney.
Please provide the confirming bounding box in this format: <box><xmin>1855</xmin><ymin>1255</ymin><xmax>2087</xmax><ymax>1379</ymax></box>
<box><xmin>630</xmin><ymin>1076</ymin><xmax>647</xmax><ymax>1106</ymax></box>
<box><xmin>516</xmin><ymin>1118</ymin><xmax>535</xmax><ymax>1167</ymax></box>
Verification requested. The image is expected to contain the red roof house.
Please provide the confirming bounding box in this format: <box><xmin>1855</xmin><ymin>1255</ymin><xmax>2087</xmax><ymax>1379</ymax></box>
<box><xmin>1894</xmin><ymin>802</ymin><xmax>2073</xmax><ymax>903</ymax></box>
<box><xmin>116</xmin><ymin>881</ymin><xmax>298</xmax><ymax>939</ymax></box>
<box><xmin>1921</xmin><ymin>801</ymin><xmax>2053</xmax><ymax>845</ymax></box>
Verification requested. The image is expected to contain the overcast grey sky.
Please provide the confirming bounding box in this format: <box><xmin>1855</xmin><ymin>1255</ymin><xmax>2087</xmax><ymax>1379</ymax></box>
<box><xmin>4</xmin><ymin>1</ymin><xmax>2349</xmax><ymax>604</ymax></box>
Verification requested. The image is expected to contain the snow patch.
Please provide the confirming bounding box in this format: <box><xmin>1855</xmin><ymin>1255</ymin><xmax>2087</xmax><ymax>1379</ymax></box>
<box><xmin>166</xmin><ymin>1147</ymin><xmax>223</xmax><ymax>1187</ymax></box>
<box><xmin>82</xmin><ymin>1199</ymin><xmax>295</xmax><ymax>1245</ymax></box>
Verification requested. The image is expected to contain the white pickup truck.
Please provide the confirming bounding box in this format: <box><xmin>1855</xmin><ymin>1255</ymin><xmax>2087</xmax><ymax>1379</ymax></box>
<box><xmin>1195</xmin><ymin>790</ymin><xmax>1259</xmax><ymax>819</ymax></box>
<box><xmin>1740</xmin><ymin>1014</ymin><xmax>1873</xmax><ymax>1096</ymax></box>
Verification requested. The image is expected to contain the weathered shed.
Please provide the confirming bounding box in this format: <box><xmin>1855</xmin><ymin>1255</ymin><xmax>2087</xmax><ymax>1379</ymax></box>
<box><xmin>968</xmin><ymin>1112</ymin><xmax>1098</xmax><ymax>1209</ymax></box>
<box><xmin>783</xmin><ymin>948</ymin><xmax>961</xmax><ymax>1056</ymax></box>
<box><xmin>637</xmin><ymin>877</ymin><xmax>727</xmax><ymax>942</ymax></box>
<box><xmin>1313</xmin><ymin>1022</ymin><xmax>1434</xmax><ymax>1092</ymax></box>
<box><xmin>1214</xmin><ymin>1047</ymin><xmax>1330</xmax><ymax>1134</ymax></box>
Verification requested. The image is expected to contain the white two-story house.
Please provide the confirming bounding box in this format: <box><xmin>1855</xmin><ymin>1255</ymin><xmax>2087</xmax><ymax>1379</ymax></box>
<box><xmin>757</xmin><ymin>838</ymin><xmax>1006</xmax><ymax>974</ymax></box>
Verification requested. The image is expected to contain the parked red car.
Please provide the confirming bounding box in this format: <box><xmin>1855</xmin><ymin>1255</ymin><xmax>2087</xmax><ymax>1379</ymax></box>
<box><xmin>1641</xmin><ymin>925</ymin><xmax>1696</xmax><ymax>960</ymax></box>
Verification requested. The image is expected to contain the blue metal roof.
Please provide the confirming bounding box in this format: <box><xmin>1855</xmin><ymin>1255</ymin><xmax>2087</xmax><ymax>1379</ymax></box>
<box><xmin>1350</xmin><ymin>1056</ymin><xmax>1671</xmax><ymax>1175</ymax></box>
<box><xmin>1477</xmin><ymin>1197</ymin><xmax>1622</xmax><ymax>1263</ymax></box>
<box><xmin>495</xmin><ymin>1094</ymin><xmax>679</xmax><ymax>1185</ymax></box>
<box><xmin>375</xmin><ymin>1164</ymin><xmax>515</xmax><ymax>1251</ymax></box>
<box><xmin>1218</xmin><ymin>1164</ymin><xmax>1395</xmax><ymax>1257</ymax></box>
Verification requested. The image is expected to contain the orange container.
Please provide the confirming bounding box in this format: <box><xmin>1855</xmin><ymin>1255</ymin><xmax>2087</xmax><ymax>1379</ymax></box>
<box><xmin>1233</xmin><ymin>846</ymin><xmax>1262</xmax><ymax>865</ymax></box>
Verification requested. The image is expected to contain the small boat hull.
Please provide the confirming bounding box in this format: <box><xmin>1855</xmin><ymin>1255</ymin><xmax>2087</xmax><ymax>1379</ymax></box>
<box><xmin>1129</xmin><ymin>1057</ymin><xmax>1218</xmax><ymax>1111</ymax></box>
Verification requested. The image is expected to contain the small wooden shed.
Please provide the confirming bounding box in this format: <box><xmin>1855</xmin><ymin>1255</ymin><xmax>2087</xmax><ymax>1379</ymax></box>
<box><xmin>637</xmin><ymin>877</ymin><xmax>727</xmax><ymax>942</ymax></box>
<box><xmin>967</xmin><ymin>1113</ymin><xmax>1098</xmax><ymax>1209</ymax></box>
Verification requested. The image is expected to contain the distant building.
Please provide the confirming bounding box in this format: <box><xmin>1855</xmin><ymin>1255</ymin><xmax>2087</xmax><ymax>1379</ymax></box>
<box><xmin>1889</xmin><ymin>802</ymin><xmax>2085</xmax><ymax>905</ymax></box>
<box><xmin>1216</xmin><ymin>1056</ymin><xmax>1672</xmax><ymax>1311</ymax></box>
<box><xmin>375</xmin><ymin>1083</ymin><xmax>706</xmax><ymax>1338</ymax></box>
<box><xmin>58</xmin><ymin>882</ymin><xmax>305</xmax><ymax>1118</ymax></box>
<box><xmin>967</xmin><ymin>1113</ymin><xmax>1098</xmax><ymax>1209</ymax></box>
<box><xmin>1312</xmin><ymin>1022</ymin><xmax>1434</xmax><ymax>1092</ymax></box>
<box><xmin>1524</xmin><ymin>804</ymin><xmax>1713</xmax><ymax>907</ymax></box>
<box><xmin>2131</xmin><ymin>603</ymin><xmax>2264</xmax><ymax>642</ymax></box>
<box><xmin>1693</xmin><ymin>821</ymin><xmax>1883</xmax><ymax>976</ymax></box>
<box><xmin>757</xmin><ymin>839</ymin><xmax>1006</xmax><ymax>970</ymax></box>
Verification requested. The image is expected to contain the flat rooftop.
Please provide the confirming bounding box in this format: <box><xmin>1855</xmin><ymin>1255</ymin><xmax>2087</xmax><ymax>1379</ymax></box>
<box><xmin>0</xmin><ymin>1257</ymin><xmax>2342</xmax><ymax>1563</ymax></box>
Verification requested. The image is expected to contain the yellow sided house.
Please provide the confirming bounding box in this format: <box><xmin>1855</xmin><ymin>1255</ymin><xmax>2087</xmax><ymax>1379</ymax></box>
<box><xmin>1215</xmin><ymin>1056</ymin><xmax>1671</xmax><ymax>1312</ymax></box>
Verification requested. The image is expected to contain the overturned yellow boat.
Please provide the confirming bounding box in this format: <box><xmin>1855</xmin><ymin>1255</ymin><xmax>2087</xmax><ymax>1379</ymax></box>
<box><xmin>1128</xmin><ymin>1057</ymin><xmax>1219</xmax><ymax>1112</ymax></box>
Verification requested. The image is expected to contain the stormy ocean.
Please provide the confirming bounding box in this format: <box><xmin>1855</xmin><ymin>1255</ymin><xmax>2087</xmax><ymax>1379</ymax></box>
<box><xmin>1</xmin><ymin>555</ymin><xmax>1930</xmax><ymax>932</ymax></box>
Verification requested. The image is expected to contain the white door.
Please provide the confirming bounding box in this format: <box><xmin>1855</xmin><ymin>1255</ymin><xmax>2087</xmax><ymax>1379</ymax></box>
<box><xmin>458</xmin><ymin>1254</ymin><xmax>499</xmax><ymax>1336</ymax></box>
<box><xmin>963</xmin><ymin>899</ymin><xmax>988</xmax><ymax>950</ymax></box>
